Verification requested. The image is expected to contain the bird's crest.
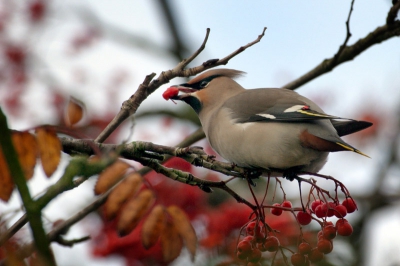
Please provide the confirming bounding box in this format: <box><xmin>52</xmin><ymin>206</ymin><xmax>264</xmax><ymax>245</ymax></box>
<box><xmin>187</xmin><ymin>68</ymin><xmax>246</xmax><ymax>85</ymax></box>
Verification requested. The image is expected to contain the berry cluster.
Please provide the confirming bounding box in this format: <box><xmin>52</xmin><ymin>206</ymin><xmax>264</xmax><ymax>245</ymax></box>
<box><xmin>236</xmin><ymin>221</ymin><xmax>280</xmax><ymax>265</ymax></box>
<box><xmin>236</xmin><ymin>197</ymin><xmax>357</xmax><ymax>266</ymax></box>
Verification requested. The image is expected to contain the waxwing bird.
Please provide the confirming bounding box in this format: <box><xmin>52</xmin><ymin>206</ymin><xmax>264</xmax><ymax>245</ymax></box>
<box><xmin>163</xmin><ymin>69</ymin><xmax>372</xmax><ymax>178</ymax></box>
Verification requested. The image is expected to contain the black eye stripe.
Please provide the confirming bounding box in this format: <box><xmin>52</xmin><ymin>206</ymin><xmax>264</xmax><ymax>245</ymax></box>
<box><xmin>183</xmin><ymin>75</ymin><xmax>220</xmax><ymax>90</ymax></box>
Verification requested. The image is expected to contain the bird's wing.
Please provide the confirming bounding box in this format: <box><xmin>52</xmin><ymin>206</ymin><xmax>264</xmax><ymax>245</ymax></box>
<box><xmin>223</xmin><ymin>88</ymin><xmax>343</xmax><ymax>123</ymax></box>
<box><xmin>331</xmin><ymin>120</ymin><xmax>373</xmax><ymax>137</ymax></box>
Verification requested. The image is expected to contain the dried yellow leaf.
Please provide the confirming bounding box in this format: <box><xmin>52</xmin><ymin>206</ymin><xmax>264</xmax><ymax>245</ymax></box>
<box><xmin>141</xmin><ymin>205</ymin><xmax>165</xmax><ymax>249</ymax></box>
<box><xmin>36</xmin><ymin>128</ymin><xmax>61</xmax><ymax>178</ymax></box>
<box><xmin>94</xmin><ymin>160</ymin><xmax>130</xmax><ymax>195</ymax></box>
<box><xmin>65</xmin><ymin>97</ymin><xmax>84</xmax><ymax>126</ymax></box>
<box><xmin>0</xmin><ymin>147</ymin><xmax>14</xmax><ymax>202</ymax></box>
<box><xmin>11</xmin><ymin>131</ymin><xmax>38</xmax><ymax>180</ymax></box>
<box><xmin>167</xmin><ymin>205</ymin><xmax>197</xmax><ymax>261</ymax></box>
<box><xmin>105</xmin><ymin>172</ymin><xmax>143</xmax><ymax>220</ymax></box>
<box><xmin>117</xmin><ymin>189</ymin><xmax>155</xmax><ymax>236</ymax></box>
<box><xmin>160</xmin><ymin>215</ymin><xmax>183</xmax><ymax>263</ymax></box>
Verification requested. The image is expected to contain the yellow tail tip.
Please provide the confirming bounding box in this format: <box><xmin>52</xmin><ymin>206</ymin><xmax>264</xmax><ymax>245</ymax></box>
<box><xmin>355</xmin><ymin>149</ymin><xmax>370</xmax><ymax>158</ymax></box>
<box><xmin>336</xmin><ymin>142</ymin><xmax>370</xmax><ymax>158</ymax></box>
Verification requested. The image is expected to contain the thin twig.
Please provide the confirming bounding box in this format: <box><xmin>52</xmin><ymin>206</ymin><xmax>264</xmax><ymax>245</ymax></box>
<box><xmin>332</xmin><ymin>0</ymin><xmax>355</xmax><ymax>65</ymax></box>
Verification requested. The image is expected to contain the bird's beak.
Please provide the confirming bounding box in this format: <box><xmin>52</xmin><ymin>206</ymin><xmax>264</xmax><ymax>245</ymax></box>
<box><xmin>163</xmin><ymin>85</ymin><xmax>197</xmax><ymax>101</ymax></box>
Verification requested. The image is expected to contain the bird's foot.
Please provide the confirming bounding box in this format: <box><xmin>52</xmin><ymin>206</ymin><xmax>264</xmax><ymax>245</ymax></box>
<box><xmin>283</xmin><ymin>169</ymin><xmax>301</xmax><ymax>181</ymax></box>
<box><xmin>243</xmin><ymin>168</ymin><xmax>262</xmax><ymax>187</ymax></box>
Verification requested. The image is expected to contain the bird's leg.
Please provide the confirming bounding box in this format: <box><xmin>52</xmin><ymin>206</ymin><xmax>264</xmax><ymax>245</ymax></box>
<box><xmin>243</xmin><ymin>168</ymin><xmax>262</xmax><ymax>187</ymax></box>
<box><xmin>283</xmin><ymin>166</ymin><xmax>303</xmax><ymax>181</ymax></box>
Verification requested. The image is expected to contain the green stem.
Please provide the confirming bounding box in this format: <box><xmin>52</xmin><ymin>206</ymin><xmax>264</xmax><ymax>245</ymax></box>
<box><xmin>0</xmin><ymin>108</ymin><xmax>55</xmax><ymax>265</ymax></box>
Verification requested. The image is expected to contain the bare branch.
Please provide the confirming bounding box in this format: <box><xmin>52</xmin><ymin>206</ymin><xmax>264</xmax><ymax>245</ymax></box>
<box><xmin>54</xmin><ymin>235</ymin><xmax>90</xmax><ymax>247</ymax></box>
<box><xmin>283</xmin><ymin>7</ymin><xmax>400</xmax><ymax>90</ymax></box>
<box><xmin>387</xmin><ymin>1</ymin><xmax>400</xmax><ymax>24</ymax></box>
<box><xmin>332</xmin><ymin>0</ymin><xmax>355</xmax><ymax>65</ymax></box>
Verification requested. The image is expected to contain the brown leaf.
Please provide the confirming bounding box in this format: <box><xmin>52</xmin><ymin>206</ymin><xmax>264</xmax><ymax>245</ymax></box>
<box><xmin>65</xmin><ymin>97</ymin><xmax>84</xmax><ymax>126</ymax></box>
<box><xmin>104</xmin><ymin>172</ymin><xmax>143</xmax><ymax>220</ymax></box>
<box><xmin>94</xmin><ymin>160</ymin><xmax>130</xmax><ymax>195</ymax></box>
<box><xmin>0</xmin><ymin>147</ymin><xmax>14</xmax><ymax>202</ymax></box>
<box><xmin>11</xmin><ymin>131</ymin><xmax>38</xmax><ymax>180</ymax></box>
<box><xmin>36</xmin><ymin>128</ymin><xmax>61</xmax><ymax>177</ymax></box>
<box><xmin>117</xmin><ymin>189</ymin><xmax>155</xmax><ymax>236</ymax></box>
<box><xmin>160</xmin><ymin>215</ymin><xmax>183</xmax><ymax>263</ymax></box>
<box><xmin>141</xmin><ymin>205</ymin><xmax>165</xmax><ymax>249</ymax></box>
<box><xmin>167</xmin><ymin>205</ymin><xmax>197</xmax><ymax>261</ymax></box>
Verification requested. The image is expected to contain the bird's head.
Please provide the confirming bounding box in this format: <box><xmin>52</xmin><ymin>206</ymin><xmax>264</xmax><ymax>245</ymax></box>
<box><xmin>163</xmin><ymin>68</ymin><xmax>245</xmax><ymax>114</ymax></box>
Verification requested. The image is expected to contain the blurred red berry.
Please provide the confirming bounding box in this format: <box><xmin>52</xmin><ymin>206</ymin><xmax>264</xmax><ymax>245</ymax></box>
<box><xmin>271</xmin><ymin>203</ymin><xmax>283</xmax><ymax>216</ymax></box>
<box><xmin>315</xmin><ymin>205</ymin><xmax>325</xmax><ymax>218</ymax></box>
<box><xmin>308</xmin><ymin>248</ymin><xmax>324</xmax><ymax>262</ymax></box>
<box><xmin>5</xmin><ymin>45</ymin><xmax>25</xmax><ymax>65</ymax></box>
<box><xmin>334</xmin><ymin>204</ymin><xmax>348</xmax><ymax>218</ymax></box>
<box><xmin>246</xmin><ymin>221</ymin><xmax>257</xmax><ymax>235</ymax></box>
<box><xmin>298</xmin><ymin>242</ymin><xmax>311</xmax><ymax>255</ymax></box>
<box><xmin>237</xmin><ymin>240</ymin><xmax>252</xmax><ymax>258</ymax></box>
<box><xmin>297</xmin><ymin>211</ymin><xmax>312</xmax><ymax>225</ymax></box>
<box><xmin>263</xmin><ymin>236</ymin><xmax>279</xmax><ymax>252</ymax></box>
<box><xmin>311</xmin><ymin>199</ymin><xmax>323</xmax><ymax>212</ymax></box>
<box><xmin>247</xmin><ymin>248</ymin><xmax>262</xmax><ymax>263</ymax></box>
<box><xmin>327</xmin><ymin>202</ymin><xmax>336</xmax><ymax>217</ymax></box>
<box><xmin>317</xmin><ymin>238</ymin><xmax>333</xmax><ymax>254</ymax></box>
<box><xmin>281</xmin><ymin>200</ymin><xmax>292</xmax><ymax>208</ymax></box>
<box><xmin>322</xmin><ymin>225</ymin><xmax>337</xmax><ymax>240</ymax></box>
<box><xmin>29</xmin><ymin>0</ymin><xmax>46</xmax><ymax>22</ymax></box>
<box><xmin>342</xmin><ymin>198</ymin><xmax>357</xmax><ymax>213</ymax></box>
<box><xmin>336</xmin><ymin>219</ymin><xmax>353</xmax><ymax>236</ymax></box>
<box><xmin>291</xmin><ymin>253</ymin><xmax>306</xmax><ymax>266</ymax></box>
<box><xmin>237</xmin><ymin>251</ymin><xmax>248</xmax><ymax>260</ymax></box>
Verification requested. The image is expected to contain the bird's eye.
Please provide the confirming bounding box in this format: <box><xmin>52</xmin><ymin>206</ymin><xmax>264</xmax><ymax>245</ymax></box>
<box><xmin>199</xmin><ymin>80</ymin><xmax>209</xmax><ymax>88</ymax></box>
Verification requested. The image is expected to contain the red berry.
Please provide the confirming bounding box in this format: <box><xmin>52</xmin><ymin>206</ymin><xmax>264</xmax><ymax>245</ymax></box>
<box><xmin>246</xmin><ymin>221</ymin><xmax>256</xmax><ymax>233</ymax></box>
<box><xmin>317</xmin><ymin>230</ymin><xmax>324</xmax><ymax>240</ymax></box>
<box><xmin>317</xmin><ymin>239</ymin><xmax>333</xmax><ymax>254</ymax></box>
<box><xmin>271</xmin><ymin>203</ymin><xmax>283</xmax><ymax>216</ymax></box>
<box><xmin>291</xmin><ymin>253</ymin><xmax>306</xmax><ymax>266</ymax></box>
<box><xmin>257</xmin><ymin>242</ymin><xmax>267</xmax><ymax>252</ymax></box>
<box><xmin>311</xmin><ymin>199</ymin><xmax>323</xmax><ymax>212</ymax></box>
<box><xmin>248</xmin><ymin>248</ymin><xmax>262</xmax><ymax>263</ymax></box>
<box><xmin>336</xmin><ymin>219</ymin><xmax>353</xmax><ymax>236</ymax></box>
<box><xmin>298</xmin><ymin>242</ymin><xmax>311</xmax><ymax>254</ymax></box>
<box><xmin>263</xmin><ymin>236</ymin><xmax>279</xmax><ymax>252</ymax></box>
<box><xmin>243</xmin><ymin>236</ymin><xmax>255</xmax><ymax>243</ymax></box>
<box><xmin>324</xmin><ymin>221</ymin><xmax>334</xmax><ymax>227</ymax></box>
<box><xmin>281</xmin><ymin>200</ymin><xmax>292</xmax><ymax>209</ymax></box>
<box><xmin>322</xmin><ymin>225</ymin><xmax>337</xmax><ymax>240</ymax></box>
<box><xmin>237</xmin><ymin>251</ymin><xmax>248</xmax><ymax>260</ymax></box>
<box><xmin>237</xmin><ymin>240</ymin><xmax>252</xmax><ymax>255</ymax></box>
<box><xmin>315</xmin><ymin>205</ymin><xmax>325</xmax><ymax>218</ymax></box>
<box><xmin>162</xmin><ymin>87</ymin><xmax>179</xmax><ymax>100</ymax></box>
<box><xmin>334</xmin><ymin>204</ymin><xmax>348</xmax><ymax>218</ymax></box>
<box><xmin>254</xmin><ymin>228</ymin><xmax>265</xmax><ymax>243</ymax></box>
<box><xmin>327</xmin><ymin>202</ymin><xmax>336</xmax><ymax>217</ymax></box>
<box><xmin>297</xmin><ymin>211</ymin><xmax>312</xmax><ymax>225</ymax></box>
<box><xmin>342</xmin><ymin>198</ymin><xmax>357</xmax><ymax>213</ymax></box>
<box><xmin>308</xmin><ymin>248</ymin><xmax>324</xmax><ymax>262</ymax></box>
<box><xmin>335</xmin><ymin>218</ymin><xmax>348</xmax><ymax>228</ymax></box>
